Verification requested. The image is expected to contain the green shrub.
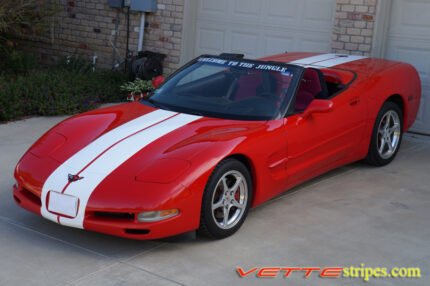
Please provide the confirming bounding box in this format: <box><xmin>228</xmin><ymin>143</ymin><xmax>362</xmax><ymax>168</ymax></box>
<box><xmin>0</xmin><ymin>68</ymin><xmax>127</xmax><ymax>122</ymax></box>
<box><xmin>0</xmin><ymin>0</ymin><xmax>57</xmax><ymax>42</ymax></box>
<box><xmin>0</xmin><ymin>48</ymin><xmax>37</xmax><ymax>75</ymax></box>
<box><xmin>56</xmin><ymin>54</ymin><xmax>94</xmax><ymax>74</ymax></box>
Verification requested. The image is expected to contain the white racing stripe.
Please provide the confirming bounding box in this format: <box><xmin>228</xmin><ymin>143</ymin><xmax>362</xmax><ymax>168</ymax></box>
<box><xmin>312</xmin><ymin>55</ymin><xmax>367</xmax><ymax>67</ymax></box>
<box><xmin>290</xmin><ymin>53</ymin><xmax>367</xmax><ymax>68</ymax></box>
<box><xmin>41</xmin><ymin>110</ymin><xmax>201</xmax><ymax>227</ymax></box>
<box><xmin>58</xmin><ymin>109</ymin><xmax>177</xmax><ymax>171</ymax></box>
<box><xmin>289</xmin><ymin>54</ymin><xmax>339</xmax><ymax>65</ymax></box>
<box><xmin>59</xmin><ymin>112</ymin><xmax>201</xmax><ymax>228</ymax></box>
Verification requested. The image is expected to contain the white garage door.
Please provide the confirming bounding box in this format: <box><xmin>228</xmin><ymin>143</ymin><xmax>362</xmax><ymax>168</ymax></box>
<box><xmin>194</xmin><ymin>0</ymin><xmax>335</xmax><ymax>59</ymax></box>
<box><xmin>385</xmin><ymin>0</ymin><xmax>430</xmax><ymax>135</ymax></box>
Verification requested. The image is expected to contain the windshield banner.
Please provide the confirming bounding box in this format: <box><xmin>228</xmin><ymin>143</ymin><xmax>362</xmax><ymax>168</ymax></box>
<box><xmin>198</xmin><ymin>57</ymin><xmax>289</xmax><ymax>73</ymax></box>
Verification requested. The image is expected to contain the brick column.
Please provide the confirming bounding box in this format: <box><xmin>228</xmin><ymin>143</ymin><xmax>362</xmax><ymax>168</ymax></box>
<box><xmin>332</xmin><ymin>0</ymin><xmax>378</xmax><ymax>56</ymax></box>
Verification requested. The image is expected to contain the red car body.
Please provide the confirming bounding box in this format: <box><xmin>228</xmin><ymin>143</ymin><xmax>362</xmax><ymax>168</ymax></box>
<box><xmin>13</xmin><ymin>53</ymin><xmax>421</xmax><ymax>239</ymax></box>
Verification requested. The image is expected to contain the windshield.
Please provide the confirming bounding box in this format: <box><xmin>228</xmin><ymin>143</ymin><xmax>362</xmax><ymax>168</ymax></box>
<box><xmin>146</xmin><ymin>56</ymin><xmax>303</xmax><ymax>120</ymax></box>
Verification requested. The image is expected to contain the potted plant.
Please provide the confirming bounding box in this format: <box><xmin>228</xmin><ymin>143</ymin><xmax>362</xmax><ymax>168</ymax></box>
<box><xmin>120</xmin><ymin>76</ymin><xmax>165</xmax><ymax>102</ymax></box>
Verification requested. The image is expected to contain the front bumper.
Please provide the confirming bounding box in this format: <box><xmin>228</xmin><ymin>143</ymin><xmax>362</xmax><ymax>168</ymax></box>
<box><xmin>12</xmin><ymin>183</ymin><xmax>198</xmax><ymax>240</ymax></box>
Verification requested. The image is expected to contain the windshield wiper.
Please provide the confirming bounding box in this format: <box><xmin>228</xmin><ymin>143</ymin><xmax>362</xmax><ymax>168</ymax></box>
<box><xmin>142</xmin><ymin>97</ymin><xmax>173</xmax><ymax>111</ymax></box>
<box><xmin>184</xmin><ymin>110</ymin><xmax>204</xmax><ymax>117</ymax></box>
<box><xmin>142</xmin><ymin>95</ymin><xmax>204</xmax><ymax>117</ymax></box>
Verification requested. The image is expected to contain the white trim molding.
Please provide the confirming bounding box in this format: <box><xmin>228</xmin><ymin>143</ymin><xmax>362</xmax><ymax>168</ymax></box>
<box><xmin>180</xmin><ymin>0</ymin><xmax>198</xmax><ymax>65</ymax></box>
<box><xmin>372</xmin><ymin>0</ymin><xmax>393</xmax><ymax>58</ymax></box>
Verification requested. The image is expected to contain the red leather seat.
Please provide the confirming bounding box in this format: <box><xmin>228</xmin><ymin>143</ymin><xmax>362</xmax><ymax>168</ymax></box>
<box><xmin>235</xmin><ymin>73</ymin><xmax>263</xmax><ymax>100</ymax></box>
<box><xmin>295</xmin><ymin>68</ymin><xmax>326</xmax><ymax>112</ymax></box>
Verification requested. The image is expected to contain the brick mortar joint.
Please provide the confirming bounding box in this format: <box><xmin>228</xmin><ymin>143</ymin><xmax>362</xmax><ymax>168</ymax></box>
<box><xmin>332</xmin><ymin>0</ymin><xmax>378</xmax><ymax>56</ymax></box>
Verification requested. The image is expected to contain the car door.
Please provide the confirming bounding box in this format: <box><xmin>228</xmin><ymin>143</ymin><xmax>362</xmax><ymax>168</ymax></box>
<box><xmin>284</xmin><ymin>68</ymin><xmax>366</xmax><ymax>187</ymax></box>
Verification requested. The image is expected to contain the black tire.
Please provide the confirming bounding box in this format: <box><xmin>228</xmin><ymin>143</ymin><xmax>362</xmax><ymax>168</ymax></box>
<box><xmin>198</xmin><ymin>158</ymin><xmax>253</xmax><ymax>239</ymax></box>
<box><xmin>366</xmin><ymin>101</ymin><xmax>403</xmax><ymax>166</ymax></box>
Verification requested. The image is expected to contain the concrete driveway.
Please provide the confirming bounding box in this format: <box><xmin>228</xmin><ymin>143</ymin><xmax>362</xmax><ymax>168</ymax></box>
<box><xmin>0</xmin><ymin>114</ymin><xmax>429</xmax><ymax>286</ymax></box>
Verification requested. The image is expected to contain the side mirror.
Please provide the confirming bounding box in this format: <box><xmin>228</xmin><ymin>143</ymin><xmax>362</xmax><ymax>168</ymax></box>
<box><xmin>302</xmin><ymin>99</ymin><xmax>334</xmax><ymax>119</ymax></box>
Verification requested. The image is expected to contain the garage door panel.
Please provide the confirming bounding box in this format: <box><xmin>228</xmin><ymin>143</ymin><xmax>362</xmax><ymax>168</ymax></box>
<box><xmin>265</xmin><ymin>0</ymin><xmax>299</xmax><ymax>21</ymax></box>
<box><xmin>199</xmin><ymin>0</ymin><xmax>227</xmax><ymax>13</ymax></box>
<box><xmin>387</xmin><ymin>0</ymin><xmax>430</xmax><ymax>134</ymax></box>
<box><xmin>263</xmin><ymin>35</ymin><xmax>294</xmax><ymax>56</ymax></box>
<box><xmin>302</xmin><ymin>0</ymin><xmax>335</xmax><ymax>26</ymax></box>
<box><xmin>413</xmin><ymin>94</ymin><xmax>429</xmax><ymax>132</ymax></box>
<box><xmin>391</xmin><ymin>0</ymin><xmax>430</xmax><ymax>36</ymax></box>
<box><xmin>195</xmin><ymin>0</ymin><xmax>334</xmax><ymax>59</ymax></box>
<box><xmin>231</xmin><ymin>31</ymin><xmax>260</xmax><ymax>57</ymax></box>
<box><xmin>234</xmin><ymin>0</ymin><xmax>261</xmax><ymax>16</ymax></box>
<box><xmin>196</xmin><ymin>27</ymin><xmax>226</xmax><ymax>54</ymax></box>
<box><xmin>298</xmin><ymin>37</ymin><xmax>332</xmax><ymax>53</ymax></box>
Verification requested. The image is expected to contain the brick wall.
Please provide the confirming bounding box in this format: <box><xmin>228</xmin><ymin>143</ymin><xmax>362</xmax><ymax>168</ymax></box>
<box><xmin>332</xmin><ymin>0</ymin><xmax>378</xmax><ymax>56</ymax></box>
<box><xmin>25</xmin><ymin>0</ymin><xmax>185</xmax><ymax>75</ymax></box>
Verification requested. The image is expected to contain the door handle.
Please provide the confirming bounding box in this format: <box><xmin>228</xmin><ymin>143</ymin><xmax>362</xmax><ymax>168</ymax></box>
<box><xmin>349</xmin><ymin>97</ymin><xmax>360</xmax><ymax>106</ymax></box>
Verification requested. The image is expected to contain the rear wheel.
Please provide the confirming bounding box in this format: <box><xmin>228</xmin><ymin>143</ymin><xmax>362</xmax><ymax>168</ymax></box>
<box><xmin>198</xmin><ymin>159</ymin><xmax>252</xmax><ymax>239</ymax></box>
<box><xmin>366</xmin><ymin>101</ymin><xmax>403</xmax><ymax>166</ymax></box>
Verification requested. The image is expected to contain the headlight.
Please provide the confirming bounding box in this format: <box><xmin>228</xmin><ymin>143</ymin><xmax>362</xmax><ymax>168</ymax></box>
<box><xmin>137</xmin><ymin>209</ymin><xmax>179</xmax><ymax>222</ymax></box>
<box><xmin>30</xmin><ymin>132</ymin><xmax>67</xmax><ymax>157</ymax></box>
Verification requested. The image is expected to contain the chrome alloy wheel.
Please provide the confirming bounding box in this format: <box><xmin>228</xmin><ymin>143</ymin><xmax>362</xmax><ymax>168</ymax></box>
<box><xmin>211</xmin><ymin>170</ymin><xmax>248</xmax><ymax>230</ymax></box>
<box><xmin>377</xmin><ymin>110</ymin><xmax>401</xmax><ymax>160</ymax></box>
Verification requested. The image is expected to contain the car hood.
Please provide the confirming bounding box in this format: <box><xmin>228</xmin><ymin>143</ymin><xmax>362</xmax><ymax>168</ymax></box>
<box><xmin>26</xmin><ymin>102</ymin><xmax>267</xmax><ymax>184</ymax></box>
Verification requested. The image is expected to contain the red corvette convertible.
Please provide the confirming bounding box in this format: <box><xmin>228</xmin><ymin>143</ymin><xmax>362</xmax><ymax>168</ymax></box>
<box><xmin>13</xmin><ymin>52</ymin><xmax>421</xmax><ymax>239</ymax></box>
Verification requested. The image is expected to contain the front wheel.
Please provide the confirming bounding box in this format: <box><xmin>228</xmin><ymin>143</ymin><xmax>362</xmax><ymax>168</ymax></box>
<box><xmin>198</xmin><ymin>159</ymin><xmax>252</xmax><ymax>239</ymax></box>
<box><xmin>366</xmin><ymin>101</ymin><xmax>403</xmax><ymax>166</ymax></box>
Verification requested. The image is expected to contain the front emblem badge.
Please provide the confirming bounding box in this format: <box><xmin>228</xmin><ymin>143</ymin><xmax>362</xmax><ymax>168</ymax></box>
<box><xmin>68</xmin><ymin>174</ymin><xmax>84</xmax><ymax>183</ymax></box>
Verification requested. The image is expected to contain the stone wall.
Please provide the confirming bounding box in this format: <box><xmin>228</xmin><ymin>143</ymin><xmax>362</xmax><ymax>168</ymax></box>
<box><xmin>25</xmin><ymin>0</ymin><xmax>185</xmax><ymax>74</ymax></box>
<box><xmin>332</xmin><ymin>0</ymin><xmax>378</xmax><ymax>56</ymax></box>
